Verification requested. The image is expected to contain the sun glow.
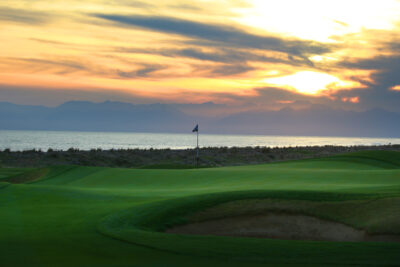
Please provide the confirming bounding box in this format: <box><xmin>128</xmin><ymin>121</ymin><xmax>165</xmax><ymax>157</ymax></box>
<box><xmin>263</xmin><ymin>71</ymin><xmax>358</xmax><ymax>95</ymax></box>
<box><xmin>235</xmin><ymin>0</ymin><xmax>400</xmax><ymax>42</ymax></box>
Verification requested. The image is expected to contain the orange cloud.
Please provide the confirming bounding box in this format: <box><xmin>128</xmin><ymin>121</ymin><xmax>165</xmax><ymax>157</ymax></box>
<box><xmin>390</xmin><ymin>85</ymin><xmax>400</xmax><ymax>91</ymax></box>
<box><xmin>341</xmin><ymin>96</ymin><xmax>360</xmax><ymax>103</ymax></box>
<box><xmin>276</xmin><ymin>100</ymin><xmax>294</xmax><ymax>104</ymax></box>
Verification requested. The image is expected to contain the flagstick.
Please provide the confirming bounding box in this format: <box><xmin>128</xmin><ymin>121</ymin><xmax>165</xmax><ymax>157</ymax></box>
<box><xmin>192</xmin><ymin>124</ymin><xmax>199</xmax><ymax>167</ymax></box>
<box><xmin>196</xmin><ymin>128</ymin><xmax>199</xmax><ymax>167</ymax></box>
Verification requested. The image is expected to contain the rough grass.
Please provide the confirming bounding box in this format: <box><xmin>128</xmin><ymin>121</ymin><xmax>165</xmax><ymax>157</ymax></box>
<box><xmin>0</xmin><ymin>168</ymin><xmax>32</xmax><ymax>179</ymax></box>
<box><xmin>3</xmin><ymin>168</ymin><xmax>49</xmax><ymax>184</ymax></box>
<box><xmin>1</xmin><ymin>150</ymin><xmax>400</xmax><ymax>266</ymax></box>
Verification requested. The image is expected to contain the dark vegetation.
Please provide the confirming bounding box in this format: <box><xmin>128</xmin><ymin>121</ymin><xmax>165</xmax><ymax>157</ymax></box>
<box><xmin>1</xmin><ymin>145</ymin><xmax>400</xmax><ymax>168</ymax></box>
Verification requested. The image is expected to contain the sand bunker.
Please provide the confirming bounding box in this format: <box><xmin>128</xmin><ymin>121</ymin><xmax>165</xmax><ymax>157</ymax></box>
<box><xmin>167</xmin><ymin>213</ymin><xmax>400</xmax><ymax>242</ymax></box>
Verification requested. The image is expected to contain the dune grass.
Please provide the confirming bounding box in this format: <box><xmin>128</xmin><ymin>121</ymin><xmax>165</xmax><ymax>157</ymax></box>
<box><xmin>0</xmin><ymin>151</ymin><xmax>400</xmax><ymax>266</ymax></box>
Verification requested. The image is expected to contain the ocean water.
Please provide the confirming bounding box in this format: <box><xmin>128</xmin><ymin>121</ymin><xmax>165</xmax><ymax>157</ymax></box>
<box><xmin>0</xmin><ymin>130</ymin><xmax>399</xmax><ymax>151</ymax></box>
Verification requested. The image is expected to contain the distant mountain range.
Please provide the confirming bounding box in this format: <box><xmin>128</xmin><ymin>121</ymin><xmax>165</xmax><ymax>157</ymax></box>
<box><xmin>1</xmin><ymin>101</ymin><xmax>400</xmax><ymax>138</ymax></box>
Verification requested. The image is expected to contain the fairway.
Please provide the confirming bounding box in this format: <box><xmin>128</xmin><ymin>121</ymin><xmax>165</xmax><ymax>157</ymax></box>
<box><xmin>1</xmin><ymin>151</ymin><xmax>400</xmax><ymax>266</ymax></box>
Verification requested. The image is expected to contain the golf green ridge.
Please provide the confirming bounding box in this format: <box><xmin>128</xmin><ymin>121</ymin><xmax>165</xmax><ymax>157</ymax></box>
<box><xmin>98</xmin><ymin>190</ymin><xmax>400</xmax><ymax>265</ymax></box>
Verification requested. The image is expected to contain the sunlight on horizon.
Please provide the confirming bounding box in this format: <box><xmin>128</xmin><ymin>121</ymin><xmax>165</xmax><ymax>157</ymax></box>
<box><xmin>263</xmin><ymin>71</ymin><xmax>361</xmax><ymax>95</ymax></box>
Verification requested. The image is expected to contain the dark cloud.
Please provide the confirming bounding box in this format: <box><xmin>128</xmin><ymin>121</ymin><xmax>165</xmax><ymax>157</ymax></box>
<box><xmin>175</xmin><ymin>48</ymin><xmax>239</xmax><ymax>63</ymax></box>
<box><xmin>0</xmin><ymin>7</ymin><xmax>50</xmax><ymax>24</ymax></box>
<box><xmin>93</xmin><ymin>14</ymin><xmax>330</xmax><ymax>57</ymax></box>
<box><xmin>209</xmin><ymin>64</ymin><xmax>254</xmax><ymax>76</ymax></box>
<box><xmin>117</xmin><ymin>46</ymin><xmax>311</xmax><ymax>66</ymax></box>
<box><xmin>388</xmin><ymin>42</ymin><xmax>400</xmax><ymax>52</ymax></box>
<box><xmin>2</xmin><ymin>56</ymin><xmax>169</xmax><ymax>79</ymax></box>
<box><xmin>341</xmin><ymin>55</ymin><xmax>400</xmax><ymax>89</ymax></box>
<box><xmin>336</xmin><ymin>55</ymin><xmax>400</xmax><ymax>111</ymax></box>
<box><xmin>115</xmin><ymin>47</ymin><xmax>278</xmax><ymax>76</ymax></box>
<box><xmin>114</xmin><ymin>46</ymin><xmax>313</xmax><ymax>77</ymax></box>
<box><xmin>116</xmin><ymin>64</ymin><xmax>165</xmax><ymax>78</ymax></box>
<box><xmin>168</xmin><ymin>4</ymin><xmax>202</xmax><ymax>11</ymax></box>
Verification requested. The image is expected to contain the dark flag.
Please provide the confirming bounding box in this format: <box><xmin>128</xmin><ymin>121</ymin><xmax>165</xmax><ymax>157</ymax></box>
<box><xmin>192</xmin><ymin>124</ymin><xmax>199</xmax><ymax>166</ymax></box>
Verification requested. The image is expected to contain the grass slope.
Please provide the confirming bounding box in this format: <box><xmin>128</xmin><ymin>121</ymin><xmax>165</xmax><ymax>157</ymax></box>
<box><xmin>0</xmin><ymin>151</ymin><xmax>400</xmax><ymax>266</ymax></box>
<box><xmin>0</xmin><ymin>168</ymin><xmax>34</xmax><ymax>179</ymax></box>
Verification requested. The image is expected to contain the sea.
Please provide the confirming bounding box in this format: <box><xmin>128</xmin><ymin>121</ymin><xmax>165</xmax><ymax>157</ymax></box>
<box><xmin>0</xmin><ymin>130</ymin><xmax>399</xmax><ymax>151</ymax></box>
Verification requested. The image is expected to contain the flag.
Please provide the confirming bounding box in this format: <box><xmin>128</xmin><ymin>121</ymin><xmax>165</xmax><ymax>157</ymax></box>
<box><xmin>192</xmin><ymin>124</ymin><xmax>198</xmax><ymax>132</ymax></box>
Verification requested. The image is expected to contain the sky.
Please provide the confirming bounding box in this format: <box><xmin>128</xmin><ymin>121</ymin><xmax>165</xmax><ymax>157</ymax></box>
<box><xmin>1</xmin><ymin>0</ymin><xmax>400</xmax><ymax>112</ymax></box>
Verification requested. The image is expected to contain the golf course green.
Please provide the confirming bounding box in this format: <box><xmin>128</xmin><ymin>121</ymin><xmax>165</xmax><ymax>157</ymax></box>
<box><xmin>1</xmin><ymin>150</ymin><xmax>400</xmax><ymax>266</ymax></box>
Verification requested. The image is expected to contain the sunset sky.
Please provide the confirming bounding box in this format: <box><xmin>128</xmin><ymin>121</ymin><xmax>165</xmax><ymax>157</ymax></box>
<box><xmin>1</xmin><ymin>0</ymin><xmax>400</xmax><ymax>111</ymax></box>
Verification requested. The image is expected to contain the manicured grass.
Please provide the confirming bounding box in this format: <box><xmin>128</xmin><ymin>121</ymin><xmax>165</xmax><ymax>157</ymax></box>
<box><xmin>0</xmin><ymin>151</ymin><xmax>400</xmax><ymax>266</ymax></box>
